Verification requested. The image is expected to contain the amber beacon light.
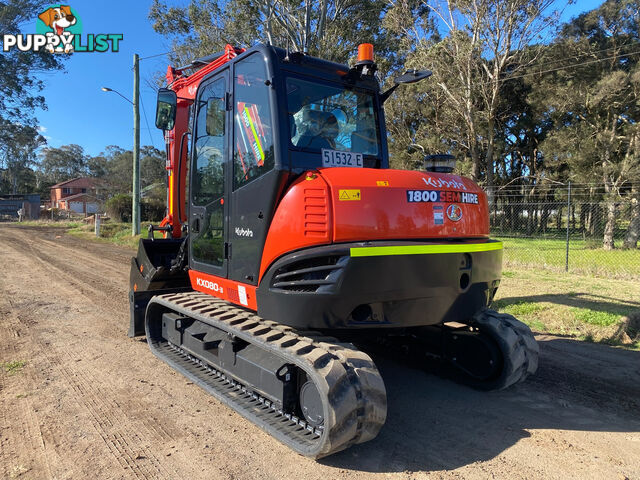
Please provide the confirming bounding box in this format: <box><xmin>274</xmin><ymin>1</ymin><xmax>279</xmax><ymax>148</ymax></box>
<box><xmin>357</xmin><ymin>43</ymin><xmax>374</xmax><ymax>64</ymax></box>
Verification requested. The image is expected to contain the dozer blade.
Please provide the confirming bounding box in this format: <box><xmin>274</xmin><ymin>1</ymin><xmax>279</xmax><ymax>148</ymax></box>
<box><xmin>145</xmin><ymin>291</ymin><xmax>387</xmax><ymax>458</ymax></box>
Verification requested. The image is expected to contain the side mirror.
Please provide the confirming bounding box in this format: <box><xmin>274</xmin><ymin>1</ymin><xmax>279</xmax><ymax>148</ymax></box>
<box><xmin>155</xmin><ymin>88</ymin><xmax>177</xmax><ymax>131</ymax></box>
<box><xmin>394</xmin><ymin>69</ymin><xmax>432</xmax><ymax>85</ymax></box>
<box><xmin>205</xmin><ymin>97</ymin><xmax>225</xmax><ymax>136</ymax></box>
<box><xmin>381</xmin><ymin>69</ymin><xmax>433</xmax><ymax>104</ymax></box>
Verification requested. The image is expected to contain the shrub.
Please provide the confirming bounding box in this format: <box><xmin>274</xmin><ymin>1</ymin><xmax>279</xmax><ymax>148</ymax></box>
<box><xmin>105</xmin><ymin>194</ymin><xmax>132</xmax><ymax>222</ymax></box>
<box><xmin>142</xmin><ymin>198</ymin><xmax>166</xmax><ymax>222</ymax></box>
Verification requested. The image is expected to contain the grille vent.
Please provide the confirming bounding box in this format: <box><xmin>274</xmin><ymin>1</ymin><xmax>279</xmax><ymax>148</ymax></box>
<box><xmin>271</xmin><ymin>255</ymin><xmax>348</xmax><ymax>293</ymax></box>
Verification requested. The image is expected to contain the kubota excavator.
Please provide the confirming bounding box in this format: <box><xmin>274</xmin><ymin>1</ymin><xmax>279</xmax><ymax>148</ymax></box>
<box><xmin>128</xmin><ymin>43</ymin><xmax>539</xmax><ymax>458</ymax></box>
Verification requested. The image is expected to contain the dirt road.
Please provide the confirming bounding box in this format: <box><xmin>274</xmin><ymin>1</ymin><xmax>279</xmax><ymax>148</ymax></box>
<box><xmin>1</xmin><ymin>224</ymin><xmax>639</xmax><ymax>480</ymax></box>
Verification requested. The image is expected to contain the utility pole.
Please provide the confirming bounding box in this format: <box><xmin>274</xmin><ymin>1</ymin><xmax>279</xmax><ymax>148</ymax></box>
<box><xmin>132</xmin><ymin>53</ymin><xmax>141</xmax><ymax>235</ymax></box>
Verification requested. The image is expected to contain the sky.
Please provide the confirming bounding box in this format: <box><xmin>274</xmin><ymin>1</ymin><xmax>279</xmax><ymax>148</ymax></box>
<box><xmin>32</xmin><ymin>0</ymin><xmax>178</xmax><ymax>156</ymax></box>
<box><xmin>25</xmin><ymin>0</ymin><xmax>605</xmax><ymax>157</ymax></box>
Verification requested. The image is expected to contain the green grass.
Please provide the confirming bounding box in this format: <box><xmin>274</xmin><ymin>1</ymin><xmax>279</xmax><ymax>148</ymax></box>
<box><xmin>67</xmin><ymin>221</ymin><xmax>164</xmax><ymax>249</ymax></box>
<box><xmin>570</xmin><ymin>307</ymin><xmax>620</xmax><ymax>326</ymax></box>
<box><xmin>2</xmin><ymin>360</ymin><xmax>26</xmax><ymax>375</ymax></box>
<box><xmin>494</xmin><ymin>267</ymin><xmax>640</xmax><ymax>350</ymax></box>
<box><xmin>492</xmin><ymin>299</ymin><xmax>548</xmax><ymax>334</ymax></box>
<box><xmin>18</xmin><ymin>220</ymin><xmax>81</xmax><ymax>229</ymax></box>
<box><xmin>498</xmin><ymin>237</ymin><xmax>640</xmax><ymax>280</ymax></box>
<box><xmin>494</xmin><ymin>300</ymin><xmax>547</xmax><ymax>316</ymax></box>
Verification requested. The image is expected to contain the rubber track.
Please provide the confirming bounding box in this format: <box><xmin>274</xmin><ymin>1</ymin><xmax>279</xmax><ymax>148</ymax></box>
<box><xmin>145</xmin><ymin>291</ymin><xmax>387</xmax><ymax>458</ymax></box>
<box><xmin>472</xmin><ymin>309</ymin><xmax>539</xmax><ymax>390</ymax></box>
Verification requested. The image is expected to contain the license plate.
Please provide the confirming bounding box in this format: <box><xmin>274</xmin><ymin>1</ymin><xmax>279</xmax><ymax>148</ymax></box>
<box><xmin>321</xmin><ymin>149</ymin><xmax>363</xmax><ymax>168</ymax></box>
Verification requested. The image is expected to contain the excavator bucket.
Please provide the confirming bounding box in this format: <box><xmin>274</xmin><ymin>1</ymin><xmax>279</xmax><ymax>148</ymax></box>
<box><xmin>128</xmin><ymin>238</ymin><xmax>191</xmax><ymax>337</ymax></box>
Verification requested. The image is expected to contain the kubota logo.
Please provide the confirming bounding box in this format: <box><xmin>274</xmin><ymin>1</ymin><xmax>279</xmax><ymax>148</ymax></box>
<box><xmin>196</xmin><ymin>277</ymin><xmax>224</xmax><ymax>293</ymax></box>
<box><xmin>2</xmin><ymin>4</ymin><xmax>123</xmax><ymax>54</ymax></box>
<box><xmin>235</xmin><ymin>227</ymin><xmax>254</xmax><ymax>237</ymax></box>
<box><xmin>422</xmin><ymin>175</ymin><xmax>467</xmax><ymax>191</ymax></box>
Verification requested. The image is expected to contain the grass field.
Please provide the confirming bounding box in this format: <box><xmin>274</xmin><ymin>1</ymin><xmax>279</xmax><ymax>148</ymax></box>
<box><xmin>495</xmin><ymin>267</ymin><xmax>640</xmax><ymax>350</ymax></box>
<box><xmin>498</xmin><ymin>237</ymin><xmax>640</xmax><ymax>280</ymax></box>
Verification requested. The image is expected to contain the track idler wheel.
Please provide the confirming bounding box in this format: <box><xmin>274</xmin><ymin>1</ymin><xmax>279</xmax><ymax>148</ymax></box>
<box><xmin>444</xmin><ymin>309</ymin><xmax>539</xmax><ymax>390</ymax></box>
<box><xmin>299</xmin><ymin>381</ymin><xmax>324</xmax><ymax>427</ymax></box>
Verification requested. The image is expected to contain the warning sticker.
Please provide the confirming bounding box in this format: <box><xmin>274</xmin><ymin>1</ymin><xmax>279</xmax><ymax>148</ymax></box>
<box><xmin>376</xmin><ymin>181</ymin><xmax>389</xmax><ymax>186</ymax></box>
<box><xmin>339</xmin><ymin>189</ymin><xmax>361</xmax><ymax>201</ymax></box>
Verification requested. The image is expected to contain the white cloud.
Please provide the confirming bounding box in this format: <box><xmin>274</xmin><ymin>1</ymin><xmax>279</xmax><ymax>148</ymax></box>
<box><xmin>37</xmin><ymin>125</ymin><xmax>47</xmax><ymax>133</ymax></box>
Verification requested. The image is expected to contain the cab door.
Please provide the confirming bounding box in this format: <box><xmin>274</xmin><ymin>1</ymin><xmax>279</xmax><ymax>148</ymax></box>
<box><xmin>189</xmin><ymin>70</ymin><xmax>230</xmax><ymax>278</ymax></box>
<box><xmin>228</xmin><ymin>52</ymin><xmax>281</xmax><ymax>285</ymax></box>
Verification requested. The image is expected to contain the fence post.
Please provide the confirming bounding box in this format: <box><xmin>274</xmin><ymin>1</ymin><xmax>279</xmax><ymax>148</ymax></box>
<box><xmin>95</xmin><ymin>213</ymin><xmax>101</xmax><ymax>237</ymax></box>
<box><xmin>565</xmin><ymin>181</ymin><xmax>571</xmax><ymax>272</ymax></box>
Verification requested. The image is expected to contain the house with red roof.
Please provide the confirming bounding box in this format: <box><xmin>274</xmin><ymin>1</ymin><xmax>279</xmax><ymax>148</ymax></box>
<box><xmin>50</xmin><ymin>178</ymin><xmax>99</xmax><ymax>214</ymax></box>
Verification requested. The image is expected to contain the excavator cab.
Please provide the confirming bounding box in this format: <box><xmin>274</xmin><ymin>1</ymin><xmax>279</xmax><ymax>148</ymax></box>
<box><xmin>128</xmin><ymin>43</ymin><xmax>538</xmax><ymax>459</ymax></box>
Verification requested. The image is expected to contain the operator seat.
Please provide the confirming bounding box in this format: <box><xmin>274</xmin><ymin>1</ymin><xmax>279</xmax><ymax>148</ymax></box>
<box><xmin>295</xmin><ymin>110</ymin><xmax>335</xmax><ymax>150</ymax></box>
<box><xmin>321</xmin><ymin>114</ymin><xmax>339</xmax><ymax>149</ymax></box>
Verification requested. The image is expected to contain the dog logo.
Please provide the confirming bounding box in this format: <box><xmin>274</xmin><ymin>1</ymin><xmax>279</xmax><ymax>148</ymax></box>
<box><xmin>3</xmin><ymin>5</ymin><xmax>122</xmax><ymax>54</ymax></box>
<box><xmin>446</xmin><ymin>204</ymin><xmax>463</xmax><ymax>222</ymax></box>
<box><xmin>37</xmin><ymin>5</ymin><xmax>78</xmax><ymax>53</ymax></box>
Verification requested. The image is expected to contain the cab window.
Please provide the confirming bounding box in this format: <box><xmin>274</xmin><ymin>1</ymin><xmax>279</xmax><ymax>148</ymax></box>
<box><xmin>233</xmin><ymin>54</ymin><xmax>275</xmax><ymax>189</ymax></box>
<box><xmin>192</xmin><ymin>78</ymin><xmax>226</xmax><ymax>206</ymax></box>
<box><xmin>191</xmin><ymin>77</ymin><xmax>226</xmax><ymax>266</ymax></box>
<box><xmin>286</xmin><ymin>77</ymin><xmax>380</xmax><ymax>156</ymax></box>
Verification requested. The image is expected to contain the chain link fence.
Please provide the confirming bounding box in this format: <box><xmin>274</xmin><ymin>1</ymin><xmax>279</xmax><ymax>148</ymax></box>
<box><xmin>488</xmin><ymin>183</ymin><xmax>640</xmax><ymax>280</ymax></box>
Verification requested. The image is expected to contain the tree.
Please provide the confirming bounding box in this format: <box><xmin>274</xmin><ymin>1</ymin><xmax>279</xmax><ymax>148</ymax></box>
<box><xmin>140</xmin><ymin>146</ymin><xmax>166</xmax><ymax>191</ymax></box>
<box><xmin>102</xmin><ymin>146</ymin><xmax>133</xmax><ymax>195</ymax></box>
<box><xmin>87</xmin><ymin>154</ymin><xmax>109</xmax><ymax>179</ymax></box>
<box><xmin>0</xmin><ymin>1</ymin><xmax>66</xmax><ymax>194</ymax></box>
<box><xmin>149</xmin><ymin>0</ymin><xmax>402</xmax><ymax>69</ymax></box>
<box><xmin>0</xmin><ymin>1</ymin><xmax>64</xmax><ymax>123</ymax></box>
<box><xmin>535</xmin><ymin>0</ymin><xmax>640</xmax><ymax>249</ymax></box>
<box><xmin>89</xmin><ymin>145</ymin><xmax>167</xmax><ymax>198</ymax></box>
<box><xmin>38</xmin><ymin>144</ymin><xmax>89</xmax><ymax>184</ymax></box>
<box><xmin>0</xmin><ymin>121</ymin><xmax>45</xmax><ymax>194</ymax></box>
<box><xmin>385</xmin><ymin>0</ymin><xmax>557</xmax><ymax>190</ymax></box>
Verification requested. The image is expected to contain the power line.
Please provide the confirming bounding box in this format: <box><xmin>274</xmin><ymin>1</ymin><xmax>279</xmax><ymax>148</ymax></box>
<box><xmin>524</xmin><ymin>42</ymin><xmax>638</xmax><ymax>69</ymax></box>
<box><xmin>139</xmin><ymin>95</ymin><xmax>156</xmax><ymax>147</ymax></box>
<box><xmin>139</xmin><ymin>51</ymin><xmax>172</xmax><ymax>61</ymax></box>
<box><xmin>492</xmin><ymin>49</ymin><xmax>640</xmax><ymax>86</ymax></box>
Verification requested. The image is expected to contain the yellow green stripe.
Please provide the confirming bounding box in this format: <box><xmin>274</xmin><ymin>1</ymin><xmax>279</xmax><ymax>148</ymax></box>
<box><xmin>350</xmin><ymin>241</ymin><xmax>503</xmax><ymax>257</ymax></box>
<box><xmin>244</xmin><ymin>106</ymin><xmax>264</xmax><ymax>162</ymax></box>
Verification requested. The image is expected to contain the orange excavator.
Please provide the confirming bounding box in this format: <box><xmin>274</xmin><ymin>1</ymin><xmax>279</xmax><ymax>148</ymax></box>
<box><xmin>128</xmin><ymin>43</ymin><xmax>538</xmax><ymax>458</ymax></box>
